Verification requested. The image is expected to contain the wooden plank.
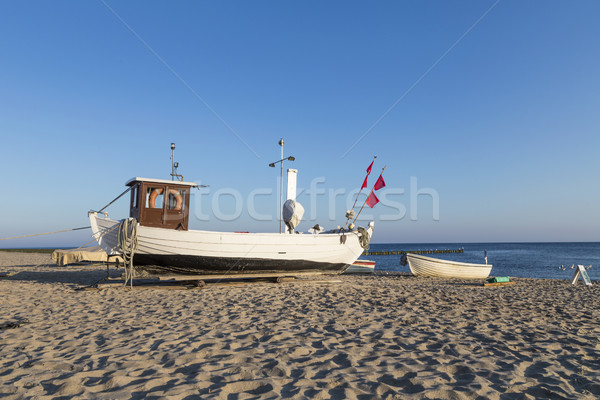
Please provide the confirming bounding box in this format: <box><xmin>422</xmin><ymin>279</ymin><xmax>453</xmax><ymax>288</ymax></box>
<box><xmin>314</xmin><ymin>279</ymin><xmax>342</xmax><ymax>284</ymax></box>
<box><xmin>571</xmin><ymin>268</ymin><xmax>581</xmax><ymax>285</ymax></box>
<box><xmin>96</xmin><ymin>282</ymin><xmax>199</xmax><ymax>290</ymax></box>
<box><xmin>483</xmin><ymin>281</ymin><xmax>515</xmax><ymax>287</ymax></box>
<box><xmin>156</xmin><ymin>271</ymin><xmax>334</xmax><ymax>281</ymax></box>
<box><xmin>277</xmin><ymin>277</ymin><xmax>297</xmax><ymax>283</ymax></box>
<box><xmin>89</xmin><ymin>276</ymin><xmax>342</xmax><ymax>290</ymax></box>
<box><xmin>579</xmin><ymin>265</ymin><xmax>592</xmax><ymax>286</ymax></box>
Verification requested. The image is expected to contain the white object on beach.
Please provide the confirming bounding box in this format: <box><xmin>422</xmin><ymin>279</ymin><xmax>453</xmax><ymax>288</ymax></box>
<box><xmin>286</xmin><ymin>168</ymin><xmax>297</xmax><ymax>201</ymax></box>
<box><xmin>406</xmin><ymin>253</ymin><xmax>492</xmax><ymax>279</ymax></box>
<box><xmin>344</xmin><ymin>259</ymin><xmax>375</xmax><ymax>274</ymax></box>
<box><xmin>571</xmin><ymin>265</ymin><xmax>592</xmax><ymax>286</ymax></box>
<box><xmin>89</xmin><ymin>176</ymin><xmax>373</xmax><ymax>277</ymax></box>
<box><xmin>52</xmin><ymin>246</ymin><xmax>123</xmax><ymax>266</ymax></box>
<box><xmin>282</xmin><ymin>199</ymin><xmax>304</xmax><ymax>233</ymax></box>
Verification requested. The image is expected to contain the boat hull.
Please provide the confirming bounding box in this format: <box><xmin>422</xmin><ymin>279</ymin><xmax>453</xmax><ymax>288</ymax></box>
<box><xmin>89</xmin><ymin>212</ymin><xmax>372</xmax><ymax>276</ymax></box>
<box><xmin>344</xmin><ymin>260</ymin><xmax>375</xmax><ymax>274</ymax></box>
<box><xmin>407</xmin><ymin>253</ymin><xmax>492</xmax><ymax>279</ymax></box>
<box><xmin>133</xmin><ymin>254</ymin><xmax>347</xmax><ymax>275</ymax></box>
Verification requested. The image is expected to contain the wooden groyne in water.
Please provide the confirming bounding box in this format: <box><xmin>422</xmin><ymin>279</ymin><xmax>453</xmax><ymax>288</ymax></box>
<box><xmin>362</xmin><ymin>248</ymin><xmax>464</xmax><ymax>256</ymax></box>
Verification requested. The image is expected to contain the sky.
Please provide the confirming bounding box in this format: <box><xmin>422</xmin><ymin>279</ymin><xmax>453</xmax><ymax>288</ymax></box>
<box><xmin>1</xmin><ymin>0</ymin><xmax>599</xmax><ymax>247</ymax></box>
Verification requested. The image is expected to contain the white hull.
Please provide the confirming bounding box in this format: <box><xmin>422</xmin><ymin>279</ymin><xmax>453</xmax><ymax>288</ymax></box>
<box><xmin>407</xmin><ymin>253</ymin><xmax>492</xmax><ymax>279</ymax></box>
<box><xmin>89</xmin><ymin>212</ymin><xmax>372</xmax><ymax>275</ymax></box>
<box><xmin>344</xmin><ymin>260</ymin><xmax>375</xmax><ymax>274</ymax></box>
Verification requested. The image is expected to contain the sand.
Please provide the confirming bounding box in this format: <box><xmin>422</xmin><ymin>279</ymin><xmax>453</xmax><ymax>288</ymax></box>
<box><xmin>1</xmin><ymin>252</ymin><xmax>599</xmax><ymax>399</ymax></box>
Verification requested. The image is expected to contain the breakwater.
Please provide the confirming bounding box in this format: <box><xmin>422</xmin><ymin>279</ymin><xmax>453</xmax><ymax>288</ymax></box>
<box><xmin>362</xmin><ymin>248</ymin><xmax>464</xmax><ymax>256</ymax></box>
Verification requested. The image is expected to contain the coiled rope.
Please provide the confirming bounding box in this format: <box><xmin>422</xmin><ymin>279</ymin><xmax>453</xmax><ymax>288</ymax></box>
<box><xmin>118</xmin><ymin>218</ymin><xmax>138</xmax><ymax>288</ymax></box>
<box><xmin>357</xmin><ymin>227</ymin><xmax>370</xmax><ymax>250</ymax></box>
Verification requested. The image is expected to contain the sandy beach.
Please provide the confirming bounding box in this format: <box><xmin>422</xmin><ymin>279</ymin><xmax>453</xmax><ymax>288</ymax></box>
<box><xmin>1</xmin><ymin>252</ymin><xmax>599</xmax><ymax>399</ymax></box>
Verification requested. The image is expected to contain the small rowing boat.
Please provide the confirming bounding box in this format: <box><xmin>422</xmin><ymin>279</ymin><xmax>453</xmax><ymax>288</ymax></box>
<box><xmin>344</xmin><ymin>259</ymin><xmax>375</xmax><ymax>274</ymax></box>
<box><xmin>406</xmin><ymin>253</ymin><xmax>492</xmax><ymax>279</ymax></box>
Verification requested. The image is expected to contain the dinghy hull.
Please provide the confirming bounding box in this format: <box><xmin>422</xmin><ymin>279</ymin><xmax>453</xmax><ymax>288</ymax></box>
<box><xmin>407</xmin><ymin>253</ymin><xmax>492</xmax><ymax>279</ymax></box>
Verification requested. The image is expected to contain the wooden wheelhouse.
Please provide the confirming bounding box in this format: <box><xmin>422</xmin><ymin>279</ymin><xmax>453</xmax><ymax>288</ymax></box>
<box><xmin>126</xmin><ymin>177</ymin><xmax>197</xmax><ymax>230</ymax></box>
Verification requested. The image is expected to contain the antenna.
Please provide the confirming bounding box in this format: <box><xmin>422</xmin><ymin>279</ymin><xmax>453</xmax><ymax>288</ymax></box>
<box><xmin>268</xmin><ymin>139</ymin><xmax>295</xmax><ymax>233</ymax></box>
<box><xmin>279</xmin><ymin>138</ymin><xmax>283</xmax><ymax>233</ymax></box>
<box><xmin>170</xmin><ymin>142</ymin><xmax>183</xmax><ymax>181</ymax></box>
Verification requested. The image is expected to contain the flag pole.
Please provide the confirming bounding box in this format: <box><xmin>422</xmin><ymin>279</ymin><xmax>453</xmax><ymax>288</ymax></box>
<box><xmin>344</xmin><ymin>155</ymin><xmax>376</xmax><ymax>228</ymax></box>
<box><xmin>352</xmin><ymin>166</ymin><xmax>386</xmax><ymax>225</ymax></box>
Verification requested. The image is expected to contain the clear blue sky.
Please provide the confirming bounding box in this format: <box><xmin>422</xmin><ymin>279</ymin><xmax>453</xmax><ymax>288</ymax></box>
<box><xmin>1</xmin><ymin>1</ymin><xmax>599</xmax><ymax>247</ymax></box>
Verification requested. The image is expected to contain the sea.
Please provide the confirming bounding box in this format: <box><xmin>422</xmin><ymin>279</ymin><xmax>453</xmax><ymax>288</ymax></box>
<box><xmin>362</xmin><ymin>242</ymin><xmax>600</xmax><ymax>281</ymax></box>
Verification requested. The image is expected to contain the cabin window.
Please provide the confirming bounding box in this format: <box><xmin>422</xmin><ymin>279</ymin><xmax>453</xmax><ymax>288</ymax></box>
<box><xmin>145</xmin><ymin>187</ymin><xmax>164</xmax><ymax>209</ymax></box>
<box><xmin>167</xmin><ymin>189</ymin><xmax>186</xmax><ymax>211</ymax></box>
<box><xmin>129</xmin><ymin>184</ymin><xmax>141</xmax><ymax>219</ymax></box>
<box><xmin>131</xmin><ymin>184</ymin><xmax>139</xmax><ymax>209</ymax></box>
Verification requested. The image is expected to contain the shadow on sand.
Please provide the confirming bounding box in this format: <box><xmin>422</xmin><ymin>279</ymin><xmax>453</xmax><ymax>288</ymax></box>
<box><xmin>0</xmin><ymin>264</ymin><xmax>120</xmax><ymax>286</ymax></box>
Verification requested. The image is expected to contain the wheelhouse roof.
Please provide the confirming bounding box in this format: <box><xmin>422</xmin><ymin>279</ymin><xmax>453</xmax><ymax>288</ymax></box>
<box><xmin>126</xmin><ymin>177</ymin><xmax>198</xmax><ymax>187</ymax></box>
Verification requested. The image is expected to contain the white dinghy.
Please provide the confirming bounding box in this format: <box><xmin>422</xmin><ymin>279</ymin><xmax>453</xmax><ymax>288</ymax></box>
<box><xmin>406</xmin><ymin>253</ymin><xmax>492</xmax><ymax>279</ymax></box>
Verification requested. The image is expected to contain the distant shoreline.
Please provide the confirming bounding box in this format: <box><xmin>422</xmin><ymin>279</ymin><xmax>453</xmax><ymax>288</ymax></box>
<box><xmin>0</xmin><ymin>248</ymin><xmax>57</xmax><ymax>253</ymax></box>
<box><xmin>1</xmin><ymin>240</ymin><xmax>598</xmax><ymax>252</ymax></box>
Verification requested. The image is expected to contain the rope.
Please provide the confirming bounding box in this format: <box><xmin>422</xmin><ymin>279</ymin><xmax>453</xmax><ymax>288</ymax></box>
<box><xmin>96</xmin><ymin>186</ymin><xmax>132</xmax><ymax>213</ymax></box>
<box><xmin>66</xmin><ymin>222</ymin><xmax>125</xmax><ymax>288</ymax></box>
<box><xmin>357</xmin><ymin>227</ymin><xmax>370</xmax><ymax>250</ymax></box>
<box><xmin>118</xmin><ymin>218</ymin><xmax>138</xmax><ymax>288</ymax></box>
<box><xmin>1</xmin><ymin>223</ymin><xmax>121</xmax><ymax>274</ymax></box>
<box><xmin>0</xmin><ymin>226</ymin><xmax>90</xmax><ymax>241</ymax></box>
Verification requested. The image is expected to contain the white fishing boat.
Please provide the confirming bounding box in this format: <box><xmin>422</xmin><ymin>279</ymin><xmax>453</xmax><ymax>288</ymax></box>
<box><xmin>89</xmin><ymin>171</ymin><xmax>373</xmax><ymax>277</ymax></box>
<box><xmin>344</xmin><ymin>259</ymin><xmax>375</xmax><ymax>274</ymax></box>
<box><xmin>406</xmin><ymin>253</ymin><xmax>492</xmax><ymax>279</ymax></box>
